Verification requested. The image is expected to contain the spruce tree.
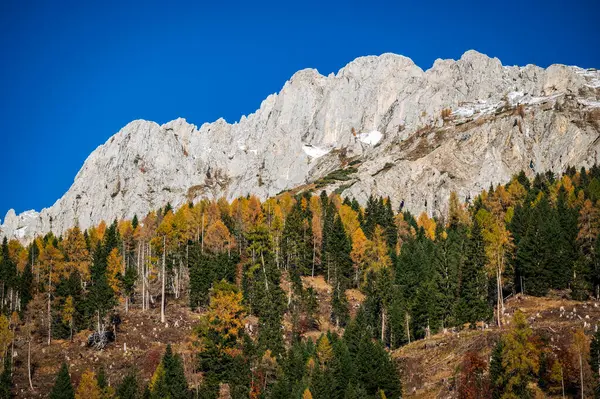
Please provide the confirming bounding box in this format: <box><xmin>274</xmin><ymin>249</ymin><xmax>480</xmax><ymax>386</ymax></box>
<box><xmin>19</xmin><ymin>261</ymin><xmax>34</xmax><ymax>316</ymax></box>
<box><xmin>516</xmin><ymin>195</ymin><xmax>555</xmax><ymax>296</ymax></box>
<box><xmin>454</xmin><ymin>221</ymin><xmax>491</xmax><ymax>326</ymax></box>
<box><xmin>162</xmin><ymin>345</ymin><xmax>189</xmax><ymax>398</ymax></box>
<box><xmin>490</xmin><ymin>340</ymin><xmax>506</xmax><ymax>399</ymax></box>
<box><xmin>355</xmin><ymin>337</ymin><xmax>402</xmax><ymax>398</ymax></box>
<box><xmin>87</xmin><ymin>243</ymin><xmax>116</xmax><ymax>329</ymax></box>
<box><xmin>116</xmin><ymin>372</ymin><xmax>139</xmax><ymax>399</ymax></box>
<box><xmin>0</xmin><ymin>356</ymin><xmax>11</xmax><ymax>399</ymax></box>
<box><xmin>0</xmin><ymin>238</ymin><xmax>17</xmax><ymax>312</ymax></box>
<box><xmin>50</xmin><ymin>363</ymin><xmax>75</xmax><ymax>399</ymax></box>
<box><xmin>590</xmin><ymin>328</ymin><xmax>600</xmax><ymax>397</ymax></box>
<box><xmin>327</xmin><ymin>216</ymin><xmax>353</xmax><ymax>290</ymax></box>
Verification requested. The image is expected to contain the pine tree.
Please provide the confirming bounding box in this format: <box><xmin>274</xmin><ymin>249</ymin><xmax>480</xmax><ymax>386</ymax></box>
<box><xmin>162</xmin><ymin>345</ymin><xmax>189</xmax><ymax>398</ymax></box>
<box><xmin>0</xmin><ymin>238</ymin><xmax>17</xmax><ymax>312</ymax></box>
<box><xmin>87</xmin><ymin>242</ymin><xmax>116</xmax><ymax>330</ymax></box>
<box><xmin>327</xmin><ymin>215</ymin><xmax>353</xmax><ymax>290</ymax></box>
<box><xmin>454</xmin><ymin>221</ymin><xmax>491</xmax><ymax>326</ymax></box>
<box><xmin>19</xmin><ymin>261</ymin><xmax>34</xmax><ymax>316</ymax></box>
<box><xmin>434</xmin><ymin>226</ymin><xmax>465</xmax><ymax>328</ymax></box>
<box><xmin>590</xmin><ymin>328</ymin><xmax>600</xmax><ymax>398</ymax></box>
<box><xmin>355</xmin><ymin>337</ymin><xmax>402</xmax><ymax>397</ymax></box>
<box><xmin>0</xmin><ymin>356</ymin><xmax>12</xmax><ymax>399</ymax></box>
<box><xmin>117</xmin><ymin>372</ymin><xmax>138</xmax><ymax>399</ymax></box>
<box><xmin>490</xmin><ymin>340</ymin><xmax>506</xmax><ymax>399</ymax></box>
<box><xmin>516</xmin><ymin>195</ymin><xmax>555</xmax><ymax>296</ymax></box>
<box><xmin>245</xmin><ymin>225</ymin><xmax>286</xmax><ymax>356</ymax></box>
<box><xmin>50</xmin><ymin>363</ymin><xmax>75</xmax><ymax>399</ymax></box>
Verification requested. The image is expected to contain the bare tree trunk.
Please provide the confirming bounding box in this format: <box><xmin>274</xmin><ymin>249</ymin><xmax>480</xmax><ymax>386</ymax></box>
<box><xmin>381</xmin><ymin>309</ymin><xmax>386</xmax><ymax>342</ymax></box>
<box><xmin>496</xmin><ymin>267</ymin><xmax>502</xmax><ymax>327</ymax></box>
<box><xmin>405</xmin><ymin>312</ymin><xmax>411</xmax><ymax>344</ymax></box>
<box><xmin>161</xmin><ymin>236</ymin><xmax>166</xmax><ymax>323</ymax></box>
<box><xmin>312</xmin><ymin>241</ymin><xmax>316</xmax><ymax>278</ymax></box>
<box><xmin>28</xmin><ymin>336</ymin><xmax>33</xmax><ymax>391</ymax></box>
<box><xmin>261</xmin><ymin>252</ymin><xmax>269</xmax><ymax>292</ymax></box>
<box><xmin>201</xmin><ymin>213</ymin><xmax>205</xmax><ymax>253</ymax></box>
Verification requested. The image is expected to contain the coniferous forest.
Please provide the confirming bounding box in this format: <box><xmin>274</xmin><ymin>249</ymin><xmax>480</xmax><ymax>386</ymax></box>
<box><xmin>4</xmin><ymin>166</ymin><xmax>600</xmax><ymax>397</ymax></box>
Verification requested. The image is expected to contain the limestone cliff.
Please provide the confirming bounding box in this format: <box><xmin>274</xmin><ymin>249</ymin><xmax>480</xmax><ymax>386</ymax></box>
<box><xmin>2</xmin><ymin>50</ymin><xmax>599</xmax><ymax>241</ymax></box>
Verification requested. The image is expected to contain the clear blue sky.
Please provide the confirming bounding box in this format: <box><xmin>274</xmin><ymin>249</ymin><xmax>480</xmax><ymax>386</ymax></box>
<box><xmin>1</xmin><ymin>0</ymin><xmax>598</xmax><ymax>218</ymax></box>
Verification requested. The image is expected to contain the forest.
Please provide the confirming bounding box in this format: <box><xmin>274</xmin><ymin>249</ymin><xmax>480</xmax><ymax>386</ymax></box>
<box><xmin>3</xmin><ymin>166</ymin><xmax>600</xmax><ymax>398</ymax></box>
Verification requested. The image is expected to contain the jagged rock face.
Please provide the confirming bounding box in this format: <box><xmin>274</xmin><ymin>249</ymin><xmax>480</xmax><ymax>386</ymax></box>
<box><xmin>2</xmin><ymin>50</ymin><xmax>599</xmax><ymax>241</ymax></box>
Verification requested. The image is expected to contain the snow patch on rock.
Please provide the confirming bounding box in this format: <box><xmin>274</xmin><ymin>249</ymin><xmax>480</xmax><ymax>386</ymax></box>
<box><xmin>358</xmin><ymin>131</ymin><xmax>383</xmax><ymax>145</ymax></box>
<box><xmin>303</xmin><ymin>144</ymin><xmax>331</xmax><ymax>158</ymax></box>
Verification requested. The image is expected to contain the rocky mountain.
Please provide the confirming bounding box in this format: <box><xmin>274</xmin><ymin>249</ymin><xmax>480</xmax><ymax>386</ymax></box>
<box><xmin>2</xmin><ymin>50</ymin><xmax>599</xmax><ymax>241</ymax></box>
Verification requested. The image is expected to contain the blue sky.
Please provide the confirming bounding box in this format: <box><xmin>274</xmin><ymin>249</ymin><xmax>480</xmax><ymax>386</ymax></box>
<box><xmin>1</xmin><ymin>0</ymin><xmax>599</xmax><ymax>218</ymax></box>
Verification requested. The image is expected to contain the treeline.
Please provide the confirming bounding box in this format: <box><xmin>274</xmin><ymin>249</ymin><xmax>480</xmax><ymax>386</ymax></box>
<box><xmin>3</xmin><ymin>165</ymin><xmax>600</xmax><ymax>397</ymax></box>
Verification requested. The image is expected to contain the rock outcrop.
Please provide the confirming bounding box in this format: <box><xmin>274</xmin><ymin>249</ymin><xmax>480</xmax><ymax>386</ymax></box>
<box><xmin>2</xmin><ymin>50</ymin><xmax>599</xmax><ymax>241</ymax></box>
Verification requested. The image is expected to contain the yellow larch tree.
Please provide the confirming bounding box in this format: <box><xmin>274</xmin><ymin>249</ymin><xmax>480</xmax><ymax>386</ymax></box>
<box><xmin>364</xmin><ymin>225</ymin><xmax>392</xmax><ymax>278</ymax></box>
<box><xmin>205</xmin><ymin>284</ymin><xmax>246</xmax><ymax>349</ymax></box>
<box><xmin>476</xmin><ymin>208</ymin><xmax>513</xmax><ymax>327</ymax></box>
<box><xmin>204</xmin><ymin>220</ymin><xmax>235</xmax><ymax>254</ymax></box>
<box><xmin>350</xmin><ymin>228</ymin><xmax>368</xmax><ymax>284</ymax></box>
<box><xmin>63</xmin><ymin>226</ymin><xmax>91</xmax><ymax>281</ymax></box>
<box><xmin>417</xmin><ymin>212</ymin><xmax>436</xmax><ymax>240</ymax></box>
<box><xmin>339</xmin><ymin>204</ymin><xmax>361</xmax><ymax>236</ymax></box>
<box><xmin>75</xmin><ymin>369</ymin><xmax>101</xmax><ymax>399</ymax></box>
<box><xmin>106</xmin><ymin>248</ymin><xmax>123</xmax><ymax>295</ymax></box>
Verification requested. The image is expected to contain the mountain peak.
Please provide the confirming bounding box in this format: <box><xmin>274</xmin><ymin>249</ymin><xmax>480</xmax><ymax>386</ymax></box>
<box><xmin>2</xmin><ymin>51</ymin><xmax>599</xmax><ymax>242</ymax></box>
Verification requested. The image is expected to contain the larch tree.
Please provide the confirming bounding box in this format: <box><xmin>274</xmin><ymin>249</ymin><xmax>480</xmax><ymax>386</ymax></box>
<box><xmin>204</xmin><ymin>220</ymin><xmax>234</xmax><ymax>255</ymax></box>
<box><xmin>477</xmin><ymin>208</ymin><xmax>513</xmax><ymax>326</ymax></box>
<box><xmin>63</xmin><ymin>226</ymin><xmax>91</xmax><ymax>282</ymax></box>
<box><xmin>500</xmin><ymin>311</ymin><xmax>539</xmax><ymax>398</ymax></box>
<box><xmin>75</xmin><ymin>370</ymin><xmax>101</xmax><ymax>399</ymax></box>
<box><xmin>417</xmin><ymin>212</ymin><xmax>436</xmax><ymax>240</ymax></box>
<box><xmin>350</xmin><ymin>228</ymin><xmax>368</xmax><ymax>285</ymax></box>
<box><xmin>39</xmin><ymin>241</ymin><xmax>64</xmax><ymax>345</ymax></box>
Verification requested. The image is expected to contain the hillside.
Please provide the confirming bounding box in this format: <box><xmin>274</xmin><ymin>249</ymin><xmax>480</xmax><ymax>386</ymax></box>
<box><xmin>4</xmin><ymin>159</ymin><xmax>600</xmax><ymax>398</ymax></box>
<box><xmin>2</xmin><ymin>51</ymin><xmax>599</xmax><ymax>242</ymax></box>
<box><xmin>7</xmin><ymin>280</ymin><xmax>598</xmax><ymax>398</ymax></box>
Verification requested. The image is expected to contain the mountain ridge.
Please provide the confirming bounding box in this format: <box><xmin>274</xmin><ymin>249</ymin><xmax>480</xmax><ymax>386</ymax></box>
<box><xmin>2</xmin><ymin>49</ymin><xmax>599</xmax><ymax>241</ymax></box>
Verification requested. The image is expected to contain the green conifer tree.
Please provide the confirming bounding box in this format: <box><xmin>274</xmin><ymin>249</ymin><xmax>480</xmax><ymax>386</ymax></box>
<box><xmin>116</xmin><ymin>372</ymin><xmax>138</xmax><ymax>399</ymax></box>
<box><xmin>0</xmin><ymin>356</ymin><xmax>12</xmax><ymax>399</ymax></box>
<box><xmin>454</xmin><ymin>221</ymin><xmax>491</xmax><ymax>326</ymax></box>
<box><xmin>50</xmin><ymin>363</ymin><xmax>75</xmax><ymax>399</ymax></box>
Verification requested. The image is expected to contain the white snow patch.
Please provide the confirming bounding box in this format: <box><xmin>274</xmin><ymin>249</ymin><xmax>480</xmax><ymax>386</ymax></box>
<box><xmin>573</xmin><ymin>67</ymin><xmax>600</xmax><ymax>89</ymax></box>
<box><xmin>452</xmin><ymin>100</ymin><xmax>499</xmax><ymax>119</ymax></box>
<box><xmin>452</xmin><ymin>107</ymin><xmax>474</xmax><ymax>118</ymax></box>
<box><xmin>357</xmin><ymin>130</ymin><xmax>383</xmax><ymax>145</ymax></box>
<box><xmin>579</xmin><ymin>99</ymin><xmax>600</xmax><ymax>108</ymax></box>
<box><xmin>507</xmin><ymin>91</ymin><xmax>525</xmax><ymax>105</ymax></box>
<box><xmin>15</xmin><ymin>226</ymin><xmax>27</xmax><ymax>239</ymax></box>
<box><xmin>302</xmin><ymin>145</ymin><xmax>331</xmax><ymax>158</ymax></box>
